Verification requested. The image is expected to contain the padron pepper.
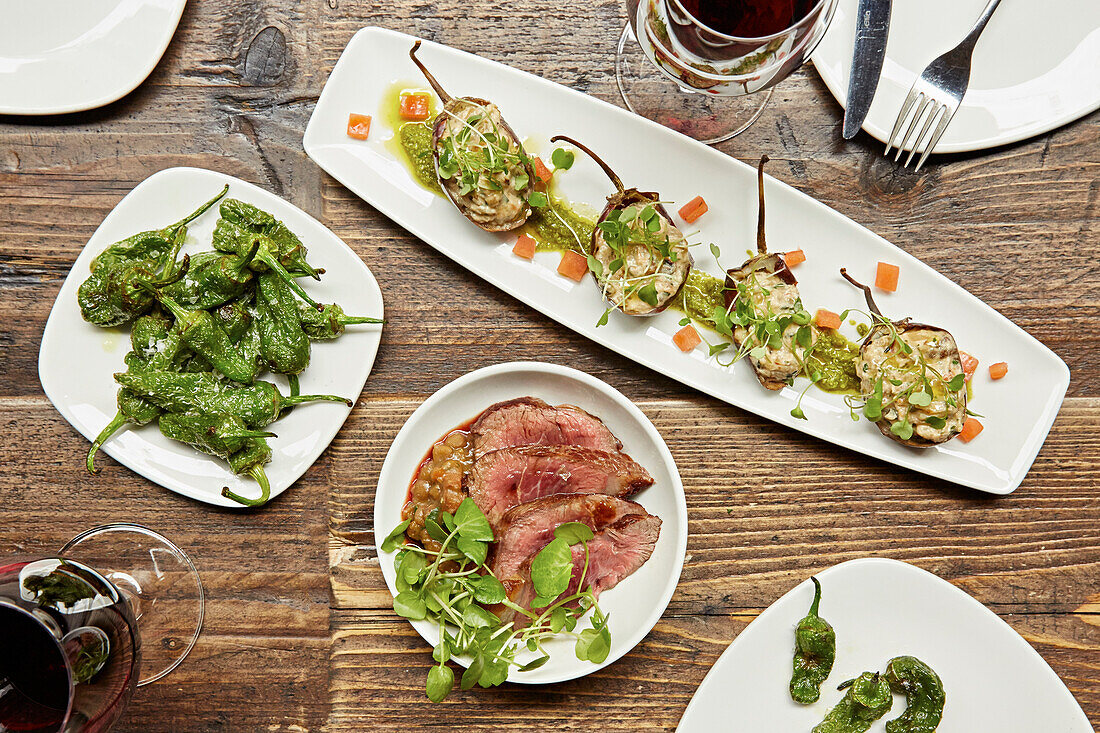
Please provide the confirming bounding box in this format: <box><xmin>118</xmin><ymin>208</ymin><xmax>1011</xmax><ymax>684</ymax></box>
<box><xmin>218</xmin><ymin>199</ymin><xmax>321</xmax><ymax>277</ymax></box>
<box><xmin>149</xmin><ymin>287</ymin><xmax>258</xmax><ymax>384</ymax></box>
<box><xmin>884</xmin><ymin>656</ymin><xmax>945</xmax><ymax>733</ymax></box>
<box><xmin>89</xmin><ymin>186</ymin><xmax>227</xmax><ymax>274</ymax></box>
<box><xmin>212</xmin><ymin>220</ymin><xmax>323</xmax><ymax>309</ymax></box>
<box><xmin>157</xmin><ymin>412</ymin><xmax>275</xmax><ymax>460</ymax></box>
<box><xmin>297</xmin><ymin>302</ymin><xmax>383</xmax><ymax>340</ymax></box>
<box><xmin>222</xmin><ymin>437</ymin><xmax>274</xmax><ymax>507</ymax></box>
<box><xmin>79</xmin><ymin>232</ymin><xmax>190</xmax><ymax>327</ymax></box>
<box><xmin>157</xmin><ymin>239</ymin><xmax>259</xmax><ymax>310</ymax></box>
<box><xmin>813</xmin><ymin>672</ymin><xmax>893</xmax><ymax>733</ymax></box>
<box><xmin>256</xmin><ymin>272</ymin><xmax>312</xmax><ymax>375</ymax></box>
<box><xmin>214</xmin><ymin>297</ymin><xmax>254</xmax><ymax>344</ymax></box>
<box><xmin>113</xmin><ymin>370</ymin><xmax>352</xmax><ymax>428</ymax></box>
<box><xmin>790</xmin><ymin>576</ymin><xmax>836</xmax><ymax>704</ymax></box>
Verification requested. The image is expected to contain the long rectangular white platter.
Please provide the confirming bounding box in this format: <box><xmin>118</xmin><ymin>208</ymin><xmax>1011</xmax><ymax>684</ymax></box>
<box><xmin>304</xmin><ymin>26</ymin><xmax>1069</xmax><ymax>495</ymax></box>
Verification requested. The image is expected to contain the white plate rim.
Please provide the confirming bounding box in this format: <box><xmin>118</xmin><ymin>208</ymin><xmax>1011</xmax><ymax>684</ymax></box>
<box><xmin>0</xmin><ymin>0</ymin><xmax>188</xmax><ymax>116</ymax></box>
<box><xmin>372</xmin><ymin>360</ymin><xmax>689</xmax><ymax>684</ymax></box>
<box><xmin>37</xmin><ymin>165</ymin><xmax>384</xmax><ymax>507</ymax></box>
<box><xmin>677</xmin><ymin>556</ymin><xmax>1092</xmax><ymax>731</ymax></box>
<box><xmin>811</xmin><ymin>0</ymin><xmax>1100</xmax><ymax>153</ymax></box>
<box><xmin>303</xmin><ymin>26</ymin><xmax>1070</xmax><ymax>496</ymax></box>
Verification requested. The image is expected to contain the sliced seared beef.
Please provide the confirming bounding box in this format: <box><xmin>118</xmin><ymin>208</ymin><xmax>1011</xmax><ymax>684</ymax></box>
<box><xmin>466</xmin><ymin>445</ymin><xmax>654</xmax><ymax>526</ymax></box>
<box><xmin>490</xmin><ymin>494</ymin><xmax>651</xmax><ymax>584</ymax></box>
<box><xmin>470</xmin><ymin>397</ymin><xmax>622</xmax><ymax>457</ymax></box>
<box><xmin>497</xmin><ymin>512</ymin><xmax>662</xmax><ymax>627</ymax></box>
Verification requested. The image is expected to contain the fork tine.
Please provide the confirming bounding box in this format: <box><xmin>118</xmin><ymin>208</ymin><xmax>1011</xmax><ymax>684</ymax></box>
<box><xmin>915</xmin><ymin>105</ymin><xmax>956</xmax><ymax>172</ymax></box>
<box><xmin>894</xmin><ymin>95</ymin><xmax>931</xmax><ymax>162</ymax></box>
<box><xmin>905</xmin><ymin>103</ymin><xmax>942</xmax><ymax>167</ymax></box>
<box><xmin>886</xmin><ymin>89</ymin><xmax>921</xmax><ymax>156</ymax></box>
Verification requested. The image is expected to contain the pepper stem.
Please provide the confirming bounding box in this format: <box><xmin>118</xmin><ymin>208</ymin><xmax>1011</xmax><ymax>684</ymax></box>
<box><xmin>231</xmin><ymin>239</ymin><xmax>261</xmax><ymax>277</ymax></box>
<box><xmin>284</xmin><ymin>394</ymin><xmax>354</xmax><ymax>408</ymax></box>
<box><xmin>808</xmin><ymin>576</ymin><xmax>822</xmax><ymax>617</ymax></box>
<box><xmin>340</xmin><ymin>315</ymin><xmax>384</xmax><ymax>325</ymax></box>
<box><xmin>164</xmin><ymin>185</ymin><xmax>230</xmax><ymax>238</ymax></box>
<box><xmin>86</xmin><ymin>411</ymin><xmax>129</xmax><ymax>474</ymax></box>
<box><xmin>756</xmin><ymin>154</ymin><xmax>769</xmax><ymax>255</ymax></box>
<box><xmin>839</xmin><ymin>268</ymin><xmax>884</xmax><ymax>317</ymax></box>
<box><xmin>254</xmin><ymin>241</ymin><xmax>323</xmax><ymax>310</ymax></box>
<box><xmin>221</xmin><ymin>465</ymin><xmax>271</xmax><ymax>508</ymax></box>
<box><xmin>549</xmin><ymin>135</ymin><xmax>624</xmax><ymax>193</ymax></box>
<box><xmin>409</xmin><ymin>41</ymin><xmax>453</xmax><ymax>103</ymax></box>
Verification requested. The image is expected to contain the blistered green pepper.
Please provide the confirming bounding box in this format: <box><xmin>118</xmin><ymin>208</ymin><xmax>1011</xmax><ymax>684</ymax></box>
<box><xmin>884</xmin><ymin>656</ymin><xmax>945</xmax><ymax>733</ymax></box>
<box><xmin>256</xmin><ymin>272</ymin><xmax>311</xmax><ymax>375</ymax></box>
<box><xmin>813</xmin><ymin>672</ymin><xmax>893</xmax><ymax>733</ymax></box>
<box><xmin>151</xmin><ymin>289</ymin><xmax>257</xmax><ymax>384</ymax></box>
<box><xmin>157</xmin><ymin>239</ymin><xmax>259</xmax><ymax>310</ymax></box>
<box><xmin>157</xmin><ymin>412</ymin><xmax>275</xmax><ymax>460</ymax></box>
<box><xmin>222</xmin><ymin>438</ymin><xmax>274</xmax><ymax>507</ymax></box>
<box><xmin>297</xmin><ymin>302</ymin><xmax>383</xmax><ymax>340</ymax></box>
<box><xmin>214</xmin><ymin>298</ymin><xmax>254</xmax><ymax>344</ymax></box>
<box><xmin>114</xmin><ymin>370</ymin><xmax>351</xmax><ymax>428</ymax></box>
<box><xmin>89</xmin><ymin>186</ymin><xmax>227</xmax><ymax>274</ymax></box>
<box><xmin>218</xmin><ymin>199</ymin><xmax>321</xmax><ymax>279</ymax></box>
<box><xmin>78</xmin><ymin>235</ymin><xmax>189</xmax><ymax>327</ymax></box>
<box><xmin>791</xmin><ymin>577</ymin><xmax>836</xmax><ymax>704</ymax></box>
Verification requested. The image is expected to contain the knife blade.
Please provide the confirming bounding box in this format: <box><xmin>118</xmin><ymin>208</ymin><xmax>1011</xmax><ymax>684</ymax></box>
<box><xmin>842</xmin><ymin>0</ymin><xmax>892</xmax><ymax>139</ymax></box>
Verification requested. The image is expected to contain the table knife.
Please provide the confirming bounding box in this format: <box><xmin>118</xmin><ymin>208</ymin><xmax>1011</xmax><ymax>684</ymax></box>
<box><xmin>842</xmin><ymin>0</ymin><xmax>892</xmax><ymax>139</ymax></box>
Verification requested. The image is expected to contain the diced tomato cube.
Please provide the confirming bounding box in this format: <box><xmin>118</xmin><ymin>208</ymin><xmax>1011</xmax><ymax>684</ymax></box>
<box><xmin>512</xmin><ymin>234</ymin><xmax>536</xmax><ymax>260</ymax></box>
<box><xmin>346</xmin><ymin>113</ymin><xmax>372</xmax><ymax>140</ymax></box>
<box><xmin>673</xmin><ymin>325</ymin><xmax>702</xmax><ymax>352</ymax></box>
<box><xmin>557</xmin><ymin>250</ymin><xmax>588</xmax><ymax>281</ymax></box>
<box><xmin>399</xmin><ymin>93</ymin><xmax>431</xmax><ymax>121</ymax></box>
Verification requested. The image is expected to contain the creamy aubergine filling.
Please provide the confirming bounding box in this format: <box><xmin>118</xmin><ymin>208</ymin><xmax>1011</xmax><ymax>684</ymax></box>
<box><xmin>593</xmin><ymin>212</ymin><xmax>690</xmax><ymax>315</ymax></box>
<box><xmin>858</xmin><ymin>327</ymin><xmax>966</xmax><ymax>443</ymax></box>
<box><xmin>733</xmin><ymin>270</ymin><xmax>812</xmax><ymax>383</ymax></box>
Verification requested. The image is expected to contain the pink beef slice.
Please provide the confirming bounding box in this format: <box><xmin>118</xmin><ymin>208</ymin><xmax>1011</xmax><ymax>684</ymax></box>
<box><xmin>497</xmin><ymin>512</ymin><xmax>662</xmax><ymax>627</ymax></box>
<box><xmin>466</xmin><ymin>445</ymin><xmax>654</xmax><ymax>527</ymax></box>
<box><xmin>469</xmin><ymin>397</ymin><xmax>623</xmax><ymax>458</ymax></box>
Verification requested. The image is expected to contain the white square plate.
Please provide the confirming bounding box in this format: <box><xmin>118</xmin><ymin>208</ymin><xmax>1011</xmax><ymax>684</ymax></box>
<box><xmin>678</xmin><ymin>558</ymin><xmax>1092</xmax><ymax>732</ymax></box>
<box><xmin>373</xmin><ymin>362</ymin><xmax>688</xmax><ymax>684</ymax></box>
<box><xmin>304</xmin><ymin>27</ymin><xmax>1069</xmax><ymax>495</ymax></box>
<box><xmin>39</xmin><ymin>167</ymin><xmax>384</xmax><ymax>507</ymax></box>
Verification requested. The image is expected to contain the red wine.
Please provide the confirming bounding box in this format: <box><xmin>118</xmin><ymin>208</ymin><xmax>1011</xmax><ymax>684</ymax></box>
<box><xmin>0</xmin><ymin>605</ymin><xmax>70</xmax><ymax>733</ymax></box>
<box><xmin>677</xmin><ymin>0</ymin><xmax>816</xmax><ymax>37</ymax></box>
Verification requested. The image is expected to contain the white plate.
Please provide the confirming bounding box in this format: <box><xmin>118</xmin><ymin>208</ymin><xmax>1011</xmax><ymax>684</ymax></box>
<box><xmin>812</xmin><ymin>0</ymin><xmax>1100</xmax><ymax>153</ymax></box>
<box><xmin>39</xmin><ymin>167</ymin><xmax>384</xmax><ymax>507</ymax></box>
<box><xmin>0</xmin><ymin>0</ymin><xmax>187</xmax><ymax>116</ymax></box>
<box><xmin>678</xmin><ymin>558</ymin><xmax>1092</xmax><ymax>732</ymax></box>
<box><xmin>373</xmin><ymin>362</ymin><xmax>688</xmax><ymax>684</ymax></box>
<box><xmin>304</xmin><ymin>27</ymin><xmax>1069</xmax><ymax>495</ymax></box>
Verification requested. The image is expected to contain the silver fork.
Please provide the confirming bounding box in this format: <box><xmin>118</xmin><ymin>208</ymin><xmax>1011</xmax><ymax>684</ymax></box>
<box><xmin>885</xmin><ymin>0</ymin><xmax>1003</xmax><ymax>171</ymax></box>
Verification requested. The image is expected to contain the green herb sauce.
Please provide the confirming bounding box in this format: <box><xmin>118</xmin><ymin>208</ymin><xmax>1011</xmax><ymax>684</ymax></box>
<box><xmin>382</xmin><ymin>82</ymin><xmax>443</xmax><ymax>194</ymax></box>
<box><xmin>806</xmin><ymin>330</ymin><xmax>861</xmax><ymax>394</ymax></box>
<box><xmin>674</xmin><ymin>269</ymin><xmax>725</xmax><ymax>323</ymax></box>
<box><xmin>523</xmin><ymin>199</ymin><xmax>595</xmax><ymax>254</ymax></box>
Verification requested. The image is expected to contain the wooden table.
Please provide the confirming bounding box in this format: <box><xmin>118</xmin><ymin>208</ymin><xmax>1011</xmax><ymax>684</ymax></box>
<box><xmin>2</xmin><ymin>3</ymin><xmax>1097</xmax><ymax>730</ymax></box>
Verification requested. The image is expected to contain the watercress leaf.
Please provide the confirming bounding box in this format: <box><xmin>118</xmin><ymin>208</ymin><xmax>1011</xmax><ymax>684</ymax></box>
<box><xmin>401</xmin><ymin>551</ymin><xmax>427</xmax><ymax>585</ymax></box>
<box><xmin>426</xmin><ymin>664</ymin><xmax>454</xmax><ymax>702</ymax></box>
<box><xmin>393</xmin><ymin>591</ymin><xmax>427</xmax><ymax>620</ymax></box>
<box><xmin>513</xmin><ymin>171</ymin><xmax>529</xmax><ymax>191</ymax></box>
<box><xmin>433</xmin><ymin>636</ymin><xmax>451</xmax><ymax>664</ymax></box>
<box><xmin>554</xmin><ymin>521</ymin><xmax>595</xmax><ymax>546</ymax></box>
<box><xmin>527</xmin><ymin>191</ymin><xmax>548</xmax><ymax>208</ymax></box>
<box><xmin>947</xmin><ymin>373</ymin><xmax>967</xmax><ymax>391</ymax></box>
<box><xmin>462</xmin><ymin>603</ymin><xmax>498</xmax><ymax>629</ymax></box>
<box><xmin>790</xmin><ymin>406</ymin><xmax>806</xmax><ymax>420</ymax></box>
<box><xmin>460</xmin><ymin>654</ymin><xmax>483</xmax><ymax>691</ymax></box>
<box><xmin>526</xmin><ymin>638</ymin><xmax>538</xmax><ymax>652</ymax></box>
<box><xmin>639</xmin><ymin>204</ymin><xmax>656</xmax><ymax>221</ymax></box>
<box><xmin>618</xmin><ymin>206</ymin><xmax>637</xmax><ymax>223</ymax></box>
<box><xmin>518</xmin><ymin>654</ymin><xmax>550</xmax><ymax>672</ymax></box>
<box><xmin>608</xmin><ymin>258</ymin><xmax>624</xmax><ymax>273</ymax></box>
<box><xmin>587</xmin><ymin>625</ymin><xmax>612</xmax><ymax>663</ymax></box>
<box><xmin>456</xmin><ymin>536</ymin><xmax>488</xmax><ymax>567</ymax></box>
<box><xmin>749</xmin><ymin>346</ymin><xmax>767</xmax><ymax>361</ymax></box>
<box><xmin>454</xmin><ymin>498</ymin><xmax>494</xmax><ymax>542</ymax></box>
<box><xmin>440</xmin><ymin>510</ymin><xmax>456</xmax><ymax>533</ymax></box>
<box><xmin>530</xmin><ymin>537</ymin><xmax>574</xmax><ymax>599</ymax></box>
<box><xmin>638</xmin><ymin>283</ymin><xmax>659</xmax><ymax>307</ymax></box>
<box><xmin>793</xmin><ymin>310</ymin><xmax>811</xmax><ymax>326</ymax></box>
<box><xmin>710</xmin><ymin>243</ymin><xmax>721</xmax><ymax>262</ymax></box>
<box><xmin>530</xmin><ymin>594</ymin><xmax>557</xmax><ymax>610</ymax></box>
<box><xmin>574</xmin><ymin>628</ymin><xmax>595</xmax><ymax>661</ymax></box>
<box><xmin>646</xmin><ymin>215</ymin><xmax>661</xmax><ymax>233</ymax></box>
<box><xmin>924</xmin><ymin>415</ymin><xmax>947</xmax><ymax>429</ymax></box>
<box><xmin>586</xmin><ymin>254</ymin><xmax>604</xmax><ymax>279</ymax></box>
<box><xmin>708</xmin><ymin>343</ymin><xmax>730</xmax><ymax>357</ymax></box>
<box><xmin>380</xmin><ymin>520</ymin><xmax>410</xmax><ymax>553</ymax></box>
<box><xmin>473</xmin><ymin>575</ymin><xmax>506</xmax><ymax>605</ymax></box>
<box><xmin>679</xmin><ymin>317</ymin><xmax>691</xmax><ymax>327</ymax></box>
<box><xmin>549</xmin><ymin>606</ymin><xmax>569</xmax><ymax>633</ymax></box>
<box><xmin>796</xmin><ymin>325</ymin><xmax>812</xmax><ymax>350</ymax></box>
<box><xmin>890</xmin><ymin>419</ymin><xmax>915</xmax><ymax>440</ymax></box>
<box><xmin>551</xmin><ymin>147</ymin><xmax>575</xmax><ymax>170</ymax></box>
<box><xmin>596</xmin><ymin>308</ymin><xmax>611</xmax><ymax>328</ymax></box>
<box><xmin>479</xmin><ymin>657</ymin><xmax>510</xmax><ymax>688</ymax></box>
<box><xmin>424</xmin><ymin>509</ymin><xmax>449</xmax><ymax>544</ymax></box>
<box><xmin>890</xmin><ymin>379</ymin><xmax>903</xmax><ymax>386</ymax></box>
<box><xmin>909</xmin><ymin>391</ymin><xmax>932</xmax><ymax>408</ymax></box>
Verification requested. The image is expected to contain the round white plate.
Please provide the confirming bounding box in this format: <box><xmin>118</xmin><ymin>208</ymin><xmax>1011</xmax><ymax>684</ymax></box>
<box><xmin>0</xmin><ymin>0</ymin><xmax>187</xmax><ymax>115</ymax></box>
<box><xmin>373</xmin><ymin>361</ymin><xmax>688</xmax><ymax>684</ymax></box>
<box><xmin>678</xmin><ymin>558</ymin><xmax>1092</xmax><ymax>732</ymax></box>
<box><xmin>38</xmin><ymin>167</ymin><xmax>384</xmax><ymax>507</ymax></box>
<box><xmin>812</xmin><ymin>0</ymin><xmax>1100</xmax><ymax>153</ymax></box>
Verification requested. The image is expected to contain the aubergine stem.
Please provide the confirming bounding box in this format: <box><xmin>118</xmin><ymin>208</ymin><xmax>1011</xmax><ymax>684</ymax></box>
<box><xmin>221</xmin><ymin>466</ymin><xmax>271</xmax><ymax>507</ymax></box>
<box><xmin>756</xmin><ymin>154</ymin><xmax>770</xmax><ymax>255</ymax></box>
<box><xmin>409</xmin><ymin>41</ymin><xmax>453</xmax><ymax>104</ymax></box>
<box><xmin>549</xmin><ymin>135</ymin><xmax>625</xmax><ymax>193</ymax></box>
<box><xmin>86</xmin><ymin>411</ymin><xmax>128</xmax><ymax>474</ymax></box>
<box><xmin>840</xmin><ymin>267</ymin><xmax>884</xmax><ymax>318</ymax></box>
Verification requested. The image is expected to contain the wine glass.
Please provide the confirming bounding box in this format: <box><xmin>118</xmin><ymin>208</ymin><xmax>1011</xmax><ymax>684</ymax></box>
<box><xmin>617</xmin><ymin>0</ymin><xmax>840</xmax><ymax>143</ymax></box>
<box><xmin>0</xmin><ymin>524</ymin><xmax>203</xmax><ymax>732</ymax></box>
